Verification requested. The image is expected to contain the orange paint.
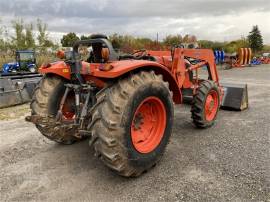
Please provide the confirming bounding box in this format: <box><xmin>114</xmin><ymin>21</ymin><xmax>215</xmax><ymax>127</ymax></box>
<box><xmin>204</xmin><ymin>90</ymin><xmax>219</xmax><ymax>121</ymax></box>
<box><xmin>39</xmin><ymin>61</ymin><xmax>71</xmax><ymax>80</ymax></box>
<box><xmin>39</xmin><ymin>48</ymin><xmax>220</xmax><ymax>105</ymax></box>
<box><xmin>131</xmin><ymin>97</ymin><xmax>166</xmax><ymax>153</ymax></box>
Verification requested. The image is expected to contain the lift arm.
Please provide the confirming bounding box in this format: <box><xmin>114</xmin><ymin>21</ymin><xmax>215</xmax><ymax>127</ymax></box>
<box><xmin>171</xmin><ymin>48</ymin><xmax>220</xmax><ymax>87</ymax></box>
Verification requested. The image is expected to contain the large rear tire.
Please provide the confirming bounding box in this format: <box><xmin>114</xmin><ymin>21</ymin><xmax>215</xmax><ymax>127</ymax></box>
<box><xmin>30</xmin><ymin>74</ymin><xmax>80</xmax><ymax>144</ymax></box>
<box><xmin>88</xmin><ymin>71</ymin><xmax>174</xmax><ymax>177</ymax></box>
<box><xmin>191</xmin><ymin>80</ymin><xmax>220</xmax><ymax>128</ymax></box>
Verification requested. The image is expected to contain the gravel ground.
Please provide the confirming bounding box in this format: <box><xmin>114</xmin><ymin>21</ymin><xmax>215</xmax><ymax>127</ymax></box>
<box><xmin>0</xmin><ymin>65</ymin><xmax>269</xmax><ymax>202</ymax></box>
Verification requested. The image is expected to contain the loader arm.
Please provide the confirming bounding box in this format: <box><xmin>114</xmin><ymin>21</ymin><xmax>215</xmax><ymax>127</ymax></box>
<box><xmin>183</xmin><ymin>48</ymin><xmax>219</xmax><ymax>82</ymax></box>
<box><xmin>171</xmin><ymin>48</ymin><xmax>219</xmax><ymax>87</ymax></box>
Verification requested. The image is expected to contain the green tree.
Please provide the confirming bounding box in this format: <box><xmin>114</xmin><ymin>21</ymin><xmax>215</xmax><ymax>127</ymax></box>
<box><xmin>37</xmin><ymin>19</ymin><xmax>54</xmax><ymax>52</ymax></box>
<box><xmin>182</xmin><ymin>34</ymin><xmax>189</xmax><ymax>43</ymax></box>
<box><xmin>198</xmin><ymin>40</ymin><xmax>224</xmax><ymax>50</ymax></box>
<box><xmin>224</xmin><ymin>38</ymin><xmax>249</xmax><ymax>53</ymax></box>
<box><xmin>11</xmin><ymin>19</ymin><xmax>38</xmax><ymax>50</ymax></box>
<box><xmin>0</xmin><ymin>18</ymin><xmax>3</xmax><ymax>38</ymax></box>
<box><xmin>36</xmin><ymin>19</ymin><xmax>54</xmax><ymax>53</ymax></box>
<box><xmin>189</xmin><ymin>35</ymin><xmax>197</xmax><ymax>43</ymax></box>
<box><xmin>0</xmin><ymin>19</ymin><xmax>12</xmax><ymax>51</ymax></box>
<box><xmin>108</xmin><ymin>34</ymin><xmax>162</xmax><ymax>52</ymax></box>
<box><xmin>11</xmin><ymin>19</ymin><xmax>26</xmax><ymax>49</ymax></box>
<box><xmin>80</xmin><ymin>35</ymin><xmax>91</xmax><ymax>40</ymax></box>
<box><xmin>248</xmin><ymin>25</ymin><xmax>263</xmax><ymax>53</ymax></box>
<box><xmin>163</xmin><ymin>34</ymin><xmax>182</xmax><ymax>47</ymax></box>
<box><xmin>25</xmin><ymin>23</ymin><xmax>35</xmax><ymax>49</ymax></box>
<box><xmin>43</xmin><ymin>39</ymin><xmax>54</xmax><ymax>47</ymax></box>
<box><xmin>135</xmin><ymin>37</ymin><xmax>153</xmax><ymax>50</ymax></box>
<box><xmin>109</xmin><ymin>33</ymin><xmax>123</xmax><ymax>50</ymax></box>
<box><xmin>0</xmin><ymin>18</ymin><xmax>4</xmax><ymax>49</ymax></box>
<box><xmin>263</xmin><ymin>45</ymin><xmax>270</xmax><ymax>52</ymax></box>
<box><xmin>61</xmin><ymin>32</ymin><xmax>80</xmax><ymax>47</ymax></box>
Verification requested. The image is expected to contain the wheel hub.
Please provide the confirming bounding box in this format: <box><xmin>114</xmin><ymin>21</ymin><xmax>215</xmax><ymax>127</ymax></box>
<box><xmin>205</xmin><ymin>90</ymin><xmax>219</xmax><ymax>121</ymax></box>
<box><xmin>131</xmin><ymin>97</ymin><xmax>166</xmax><ymax>153</ymax></box>
<box><xmin>133</xmin><ymin>112</ymin><xmax>144</xmax><ymax>130</ymax></box>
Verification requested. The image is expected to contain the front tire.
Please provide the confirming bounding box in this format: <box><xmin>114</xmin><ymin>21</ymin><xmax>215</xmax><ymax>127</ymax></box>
<box><xmin>191</xmin><ymin>80</ymin><xmax>220</xmax><ymax>128</ymax></box>
<box><xmin>88</xmin><ymin>71</ymin><xmax>174</xmax><ymax>177</ymax></box>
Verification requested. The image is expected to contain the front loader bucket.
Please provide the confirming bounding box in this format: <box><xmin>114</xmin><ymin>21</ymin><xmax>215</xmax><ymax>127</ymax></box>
<box><xmin>220</xmin><ymin>83</ymin><xmax>248</xmax><ymax>111</ymax></box>
<box><xmin>0</xmin><ymin>73</ymin><xmax>42</xmax><ymax>108</ymax></box>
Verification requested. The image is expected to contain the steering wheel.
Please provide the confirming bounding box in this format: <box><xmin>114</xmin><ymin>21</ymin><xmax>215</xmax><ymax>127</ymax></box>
<box><xmin>132</xmin><ymin>49</ymin><xmax>147</xmax><ymax>58</ymax></box>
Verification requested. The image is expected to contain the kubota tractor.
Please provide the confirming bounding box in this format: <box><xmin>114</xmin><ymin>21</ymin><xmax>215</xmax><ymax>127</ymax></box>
<box><xmin>26</xmin><ymin>34</ymin><xmax>248</xmax><ymax>177</ymax></box>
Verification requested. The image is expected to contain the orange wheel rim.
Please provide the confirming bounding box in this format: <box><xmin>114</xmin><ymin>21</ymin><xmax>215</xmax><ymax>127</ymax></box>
<box><xmin>204</xmin><ymin>90</ymin><xmax>219</xmax><ymax>121</ymax></box>
<box><xmin>61</xmin><ymin>92</ymin><xmax>75</xmax><ymax>121</ymax></box>
<box><xmin>131</xmin><ymin>97</ymin><xmax>166</xmax><ymax>153</ymax></box>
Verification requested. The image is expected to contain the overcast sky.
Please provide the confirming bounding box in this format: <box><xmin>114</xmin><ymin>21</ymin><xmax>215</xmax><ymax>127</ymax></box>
<box><xmin>0</xmin><ymin>0</ymin><xmax>270</xmax><ymax>43</ymax></box>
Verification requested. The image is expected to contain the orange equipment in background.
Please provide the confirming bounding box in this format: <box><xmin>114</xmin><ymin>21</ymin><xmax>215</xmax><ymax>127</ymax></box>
<box><xmin>231</xmin><ymin>48</ymin><xmax>252</xmax><ymax>67</ymax></box>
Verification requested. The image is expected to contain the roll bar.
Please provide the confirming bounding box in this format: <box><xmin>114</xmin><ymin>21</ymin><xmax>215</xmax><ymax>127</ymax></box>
<box><xmin>71</xmin><ymin>38</ymin><xmax>118</xmax><ymax>84</ymax></box>
<box><xmin>72</xmin><ymin>38</ymin><xmax>118</xmax><ymax>61</ymax></box>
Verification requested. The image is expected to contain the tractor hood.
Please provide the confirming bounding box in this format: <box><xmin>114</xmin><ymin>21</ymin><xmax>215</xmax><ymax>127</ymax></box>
<box><xmin>3</xmin><ymin>62</ymin><xmax>18</xmax><ymax>68</ymax></box>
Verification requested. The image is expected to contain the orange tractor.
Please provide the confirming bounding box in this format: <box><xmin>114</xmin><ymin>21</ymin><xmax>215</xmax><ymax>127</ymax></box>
<box><xmin>26</xmin><ymin>34</ymin><xmax>248</xmax><ymax>177</ymax></box>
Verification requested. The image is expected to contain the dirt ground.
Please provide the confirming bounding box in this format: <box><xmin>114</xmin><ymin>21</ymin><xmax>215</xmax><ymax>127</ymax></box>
<box><xmin>0</xmin><ymin>65</ymin><xmax>270</xmax><ymax>202</ymax></box>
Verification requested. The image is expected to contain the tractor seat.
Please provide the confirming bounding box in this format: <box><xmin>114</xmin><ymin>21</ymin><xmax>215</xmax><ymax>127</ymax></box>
<box><xmin>101</xmin><ymin>48</ymin><xmax>110</xmax><ymax>62</ymax></box>
<box><xmin>87</xmin><ymin>47</ymin><xmax>110</xmax><ymax>63</ymax></box>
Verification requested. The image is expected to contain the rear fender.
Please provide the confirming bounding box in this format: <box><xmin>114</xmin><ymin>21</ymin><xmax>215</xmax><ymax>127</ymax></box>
<box><xmin>151</xmin><ymin>66</ymin><xmax>182</xmax><ymax>104</ymax></box>
<box><xmin>40</xmin><ymin>60</ymin><xmax>182</xmax><ymax>104</ymax></box>
<box><xmin>92</xmin><ymin>61</ymin><xmax>182</xmax><ymax>104</ymax></box>
<box><xmin>39</xmin><ymin>61</ymin><xmax>71</xmax><ymax>80</ymax></box>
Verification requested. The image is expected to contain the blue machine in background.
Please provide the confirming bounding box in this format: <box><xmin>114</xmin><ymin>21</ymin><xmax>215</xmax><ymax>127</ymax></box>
<box><xmin>2</xmin><ymin>50</ymin><xmax>37</xmax><ymax>74</ymax></box>
<box><xmin>0</xmin><ymin>50</ymin><xmax>41</xmax><ymax>108</ymax></box>
<box><xmin>214</xmin><ymin>50</ymin><xmax>225</xmax><ymax>64</ymax></box>
<box><xmin>250</xmin><ymin>58</ymin><xmax>262</xmax><ymax>65</ymax></box>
